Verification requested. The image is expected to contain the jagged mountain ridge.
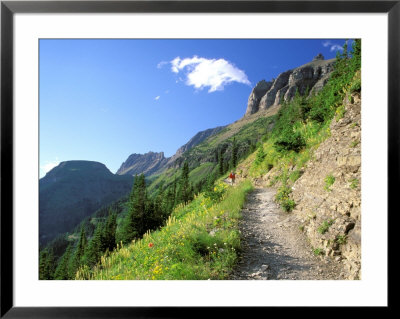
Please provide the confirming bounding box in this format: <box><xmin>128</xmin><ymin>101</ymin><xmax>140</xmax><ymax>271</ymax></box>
<box><xmin>117</xmin><ymin>54</ymin><xmax>335</xmax><ymax>179</ymax></box>
<box><xmin>245</xmin><ymin>54</ymin><xmax>335</xmax><ymax>116</ymax></box>
<box><xmin>117</xmin><ymin>151</ymin><xmax>168</xmax><ymax>176</ymax></box>
<box><xmin>116</xmin><ymin>125</ymin><xmax>226</xmax><ymax>176</ymax></box>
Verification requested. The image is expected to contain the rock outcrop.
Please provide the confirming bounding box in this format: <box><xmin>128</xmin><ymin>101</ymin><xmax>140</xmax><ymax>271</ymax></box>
<box><xmin>290</xmin><ymin>92</ymin><xmax>361</xmax><ymax>279</ymax></box>
<box><xmin>245</xmin><ymin>54</ymin><xmax>335</xmax><ymax>116</ymax></box>
<box><xmin>166</xmin><ymin>125</ymin><xmax>226</xmax><ymax>165</ymax></box>
<box><xmin>117</xmin><ymin>151</ymin><xmax>168</xmax><ymax>176</ymax></box>
<box><xmin>254</xmin><ymin>89</ymin><xmax>361</xmax><ymax>280</ymax></box>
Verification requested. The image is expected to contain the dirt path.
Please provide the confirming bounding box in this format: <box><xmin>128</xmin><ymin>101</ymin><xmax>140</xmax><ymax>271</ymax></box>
<box><xmin>230</xmin><ymin>188</ymin><xmax>345</xmax><ymax>280</ymax></box>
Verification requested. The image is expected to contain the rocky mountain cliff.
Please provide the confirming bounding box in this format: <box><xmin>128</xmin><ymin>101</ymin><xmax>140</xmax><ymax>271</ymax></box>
<box><xmin>117</xmin><ymin>151</ymin><xmax>168</xmax><ymax>176</ymax></box>
<box><xmin>40</xmin><ymin>161</ymin><xmax>133</xmax><ymax>244</ymax></box>
<box><xmin>245</xmin><ymin>54</ymin><xmax>335</xmax><ymax>116</ymax></box>
<box><xmin>166</xmin><ymin>126</ymin><xmax>226</xmax><ymax>164</ymax></box>
<box><xmin>117</xmin><ymin>126</ymin><xmax>226</xmax><ymax>176</ymax></box>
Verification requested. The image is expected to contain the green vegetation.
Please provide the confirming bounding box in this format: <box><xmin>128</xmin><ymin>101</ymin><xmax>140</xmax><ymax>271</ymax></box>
<box><xmin>289</xmin><ymin>170</ymin><xmax>302</xmax><ymax>182</ymax></box>
<box><xmin>350</xmin><ymin>140</ymin><xmax>359</xmax><ymax>148</ymax></box>
<box><xmin>313</xmin><ymin>248</ymin><xmax>324</xmax><ymax>256</ymax></box>
<box><xmin>324</xmin><ymin>174</ymin><xmax>336</xmax><ymax>191</ymax></box>
<box><xmin>40</xmin><ymin>39</ymin><xmax>361</xmax><ymax>280</ymax></box>
<box><xmin>275</xmin><ymin>185</ymin><xmax>296</xmax><ymax>212</ymax></box>
<box><xmin>335</xmin><ymin>104</ymin><xmax>346</xmax><ymax>120</ymax></box>
<box><xmin>336</xmin><ymin>234</ymin><xmax>347</xmax><ymax>245</ymax></box>
<box><xmin>349</xmin><ymin>178</ymin><xmax>359</xmax><ymax>190</ymax></box>
<box><xmin>76</xmin><ymin>180</ymin><xmax>253</xmax><ymax>280</ymax></box>
<box><xmin>350</xmin><ymin>76</ymin><xmax>361</xmax><ymax>93</ymax></box>
<box><xmin>317</xmin><ymin>219</ymin><xmax>334</xmax><ymax>234</ymax></box>
<box><xmin>39</xmin><ymin>161</ymin><xmax>133</xmax><ymax>246</ymax></box>
<box><xmin>249</xmin><ymin>40</ymin><xmax>361</xmax><ymax>211</ymax></box>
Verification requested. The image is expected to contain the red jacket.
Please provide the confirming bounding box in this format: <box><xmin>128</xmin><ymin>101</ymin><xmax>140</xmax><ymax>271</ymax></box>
<box><xmin>229</xmin><ymin>173</ymin><xmax>235</xmax><ymax>179</ymax></box>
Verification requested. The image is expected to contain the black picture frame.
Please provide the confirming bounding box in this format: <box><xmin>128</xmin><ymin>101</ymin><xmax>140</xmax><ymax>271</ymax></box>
<box><xmin>1</xmin><ymin>0</ymin><xmax>395</xmax><ymax>317</ymax></box>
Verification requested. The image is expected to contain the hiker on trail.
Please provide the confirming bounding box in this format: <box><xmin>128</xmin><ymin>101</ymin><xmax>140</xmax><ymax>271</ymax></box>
<box><xmin>229</xmin><ymin>171</ymin><xmax>236</xmax><ymax>185</ymax></box>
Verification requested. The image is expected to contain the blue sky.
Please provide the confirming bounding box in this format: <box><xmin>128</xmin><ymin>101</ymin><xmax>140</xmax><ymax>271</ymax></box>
<box><xmin>39</xmin><ymin>39</ymin><xmax>347</xmax><ymax>177</ymax></box>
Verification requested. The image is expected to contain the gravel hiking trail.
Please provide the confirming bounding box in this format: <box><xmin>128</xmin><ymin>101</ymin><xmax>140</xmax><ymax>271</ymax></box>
<box><xmin>230</xmin><ymin>187</ymin><xmax>344</xmax><ymax>280</ymax></box>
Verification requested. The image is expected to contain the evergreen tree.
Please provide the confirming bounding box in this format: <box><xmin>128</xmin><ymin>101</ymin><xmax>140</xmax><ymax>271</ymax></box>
<box><xmin>103</xmin><ymin>210</ymin><xmax>117</xmax><ymax>252</ymax></box>
<box><xmin>164</xmin><ymin>182</ymin><xmax>176</xmax><ymax>216</ymax></box>
<box><xmin>120</xmin><ymin>174</ymin><xmax>148</xmax><ymax>244</ymax></box>
<box><xmin>39</xmin><ymin>248</ymin><xmax>55</xmax><ymax>280</ymax></box>
<box><xmin>132</xmin><ymin>174</ymin><xmax>148</xmax><ymax>235</ymax></box>
<box><xmin>230</xmin><ymin>137</ymin><xmax>238</xmax><ymax>169</ymax></box>
<box><xmin>178</xmin><ymin>161</ymin><xmax>191</xmax><ymax>205</ymax></box>
<box><xmin>218</xmin><ymin>150</ymin><xmax>224</xmax><ymax>176</ymax></box>
<box><xmin>84</xmin><ymin>221</ymin><xmax>105</xmax><ymax>268</ymax></box>
<box><xmin>69</xmin><ymin>227</ymin><xmax>87</xmax><ymax>278</ymax></box>
<box><xmin>54</xmin><ymin>244</ymin><xmax>73</xmax><ymax>280</ymax></box>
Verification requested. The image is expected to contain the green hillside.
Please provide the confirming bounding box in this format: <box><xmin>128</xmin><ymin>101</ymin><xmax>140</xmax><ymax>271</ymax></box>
<box><xmin>39</xmin><ymin>40</ymin><xmax>361</xmax><ymax>280</ymax></box>
<box><xmin>39</xmin><ymin>161</ymin><xmax>133</xmax><ymax>245</ymax></box>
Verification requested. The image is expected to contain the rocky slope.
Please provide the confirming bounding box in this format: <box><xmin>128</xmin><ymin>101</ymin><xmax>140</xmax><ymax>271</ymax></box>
<box><xmin>40</xmin><ymin>161</ymin><xmax>133</xmax><ymax>244</ymax></box>
<box><xmin>245</xmin><ymin>54</ymin><xmax>335</xmax><ymax>116</ymax></box>
<box><xmin>165</xmin><ymin>125</ymin><xmax>226</xmax><ymax>165</ymax></box>
<box><xmin>117</xmin><ymin>151</ymin><xmax>168</xmax><ymax>176</ymax></box>
<box><xmin>290</xmin><ymin>91</ymin><xmax>361</xmax><ymax>279</ymax></box>
<box><xmin>255</xmin><ymin>91</ymin><xmax>361</xmax><ymax>279</ymax></box>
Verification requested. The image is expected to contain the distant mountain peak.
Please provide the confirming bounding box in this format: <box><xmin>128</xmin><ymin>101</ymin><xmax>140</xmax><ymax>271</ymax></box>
<box><xmin>39</xmin><ymin>160</ymin><xmax>132</xmax><ymax>245</ymax></box>
<box><xmin>117</xmin><ymin>151</ymin><xmax>167</xmax><ymax>176</ymax></box>
<box><xmin>117</xmin><ymin>126</ymin><xmax>226</xmax><ymax>177</ymax></box>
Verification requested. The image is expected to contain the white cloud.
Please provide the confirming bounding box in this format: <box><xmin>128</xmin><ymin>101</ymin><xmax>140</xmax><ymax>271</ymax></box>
<box><xmin>169</xmin><ymin>56</ymin><xmax>251</xmax><ymax>92</ymax></box>
<box><xmin>154</xmin><ymin>96</ymin><xmax>160</xmax><ymax>101</ymax></box>
<box><xmin>322</xmin><ymin>40</ymin><xmax>344</xmax><ymax>52</ymax></box>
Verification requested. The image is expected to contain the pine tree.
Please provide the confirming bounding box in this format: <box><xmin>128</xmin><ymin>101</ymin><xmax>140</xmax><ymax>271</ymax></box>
<box><xmin>230</xmin><ymin>137</ymin><xmax>238</xmax><ymax>169</ymax></box>
<box><xmin>120</xmin><ymin>174</ymin><xmax>148</xmax><ymax>243</ymax></box>
<box><xmin>103</xmin><ymin>210</ymin><xmax>117</xmax><ymax>252</ymax></box>
<box><xmin>132</xmin><ymin>174</ymin><xmax>148</xmax><ymax>236</ymax></box>
<box><xmin>69</xmin><ymin>227</ymin><xmax>87</xmax><ymax>278</ymax></box>
<box><xmin>218</xmin><ymin>150</ymin><xmax>224</xmax><ymax>176</ymax></box>
<box><xmin>178</xmin><ymin>161</ymin><xmax>191</xmax><ymax>205</ymax></box>
<box><xmin>54</xmin><ymin>244</ymin><xmax>73</xmax><ymax>280</ymax></box>
<box><xmin>84</xmin><ymin>221</ymin><xmax>105</xmax><ymax>268</ymax></box>
<box><xmin>39</xmin><ymin>248</ymin><xmax>55</xmax><ymax>280</ymax></box>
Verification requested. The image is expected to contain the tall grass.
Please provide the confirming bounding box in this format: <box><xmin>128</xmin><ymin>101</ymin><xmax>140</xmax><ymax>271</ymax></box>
<box><xmin>77</xmin><ymin>180</ymin><xmax>253</xmax><ymax>280</ymax></box>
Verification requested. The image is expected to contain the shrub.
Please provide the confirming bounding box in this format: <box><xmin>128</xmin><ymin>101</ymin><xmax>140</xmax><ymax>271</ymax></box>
<box><xmin>350</xmin><ymin>78</ymin><xmax>361</xmax><ymax>93</ymax></box>
<box><xmin>335</xmin><ymin>104</ymin><xmax>346</xmax><ymax>120</ymax></box>
<box><xmin>275</xmin><ymin>185</ymin><xmax>295</xmax><ymax>212</ymax></box>
<box><xmin>281</xmin><ymin>199</ymin><xmax>296</xmax><ymax>212</ymax></box>
<box><xmin>255</xmin><ymin>145</ymin><xmax>266</xmax><ymax>165</ymax></box>
<box><xmin>274</xmin><ymin>128</ymin><xmax>306</xmax><ymax>153</ymax></box>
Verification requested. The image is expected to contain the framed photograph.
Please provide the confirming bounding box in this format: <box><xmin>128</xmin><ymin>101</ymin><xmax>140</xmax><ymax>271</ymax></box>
<box><xmin>1</xmin><ymin>0</ymin><xmax>394</xmax><ymax>316</ymax></box>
